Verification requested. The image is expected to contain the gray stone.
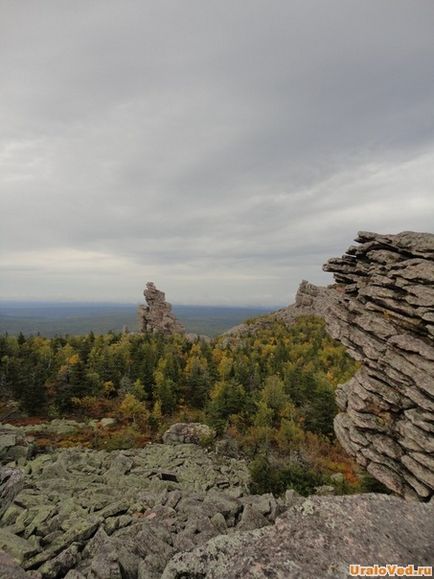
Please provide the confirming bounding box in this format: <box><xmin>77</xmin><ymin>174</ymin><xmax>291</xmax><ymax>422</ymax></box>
<box><xmin>314</xmin><ymin>485</ymin><xmax>335</xmax><ymax>496</ymax></box>
<box><xmin>0</xmin><ymin>550</ymin><xmax>40</xmax><ymax>578</ymax></box>
<box><xmin>0</xmin><ymin>467</ymin><xmax>24</xmax><ymax>518</ymax></box>
<box><xmin>161</xmin><ymin>494</ymin><xmax>434</xmax><ymax>578</ymax></box>
<box><xmin>0</xmin><ymin>444</ymin><xmax>255</xmax><ymax>576</ymax></box>
<box><xmin>138</xmin><ymin>282</ymin><xmax>185</xmax><ymax>335</ymax></box>
<box><xmin>37</xmin><ymin>543</ymin><xmax>80</xmax><ymax>579</ymax></box>
<box><xmin>284</xmin><ymin>489</ymin><xmax>301</xmax><ymax>508</ymax></box>
<box><xmin>210</xmin><ymin>512</ymin><xmax>226</xmax><ymax>533</ymax></box>
<box><xmin>99</xmin><ymin>418</ymin><xmax>116</xmax><ymax>428</ymax></box>
<box><xmin>162</xmin><ymin>423</ymin><xmax>215</xmax><ymax>445</ymax></box>
<box><xmin>236</xmin><ymin>504</ymin><xmax>269</xmax><ymax>532</ymax></box>
<box><xmin>63</xmin><ymin>572</ymin><xmax>86</xmax><ymax>579</ymax></box>
<box><xmin>0</xmin><ymin>529</ymin><xmax>39</xmax><ymax>563</ymax></box>
<box><xmin>0</xmin><ymin>427</ymin><xmax>32</xmax><ymax>466</ymax></box>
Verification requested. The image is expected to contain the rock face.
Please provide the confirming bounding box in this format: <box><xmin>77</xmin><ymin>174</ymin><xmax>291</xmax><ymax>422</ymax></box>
<box><xmin>139</xmin><ymin>282</ymin><xmax>185</xmax><ymax>335</ymax></box>
<box><xmin>296</xmin><ymin>231</ymin><xmax>434</xmax><ymax>500</ymax></box>
<box><xmin>162</xmin><ymin>494</ymin><xmax>434</xmax><ymax>578</ymax></box>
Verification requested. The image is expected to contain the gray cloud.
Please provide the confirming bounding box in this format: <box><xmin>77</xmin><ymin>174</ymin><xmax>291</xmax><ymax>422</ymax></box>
<box><xmin>1</xmin><ymin>0</ymin><xmax>434</xmax><ymax>305</ymax></box>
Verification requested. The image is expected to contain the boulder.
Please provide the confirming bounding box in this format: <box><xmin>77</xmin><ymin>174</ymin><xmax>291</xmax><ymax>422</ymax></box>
<box><xmin>162</xmin><ymin>423</ymin><xmax>215</xmax><ymax>445</ymax></box>
<box><xmin>0</xmin><ymin>467</ymin><xmax>24</xmax><ymax>518</ymax></box>
<box><xmin>162</xmin><ymin>494</ymin><xmax>434</xmax><ymax>578</ymax></box>
<box><xmin>0</xmin><ymin>529</ymin><xmax>39</xmax><ymax>564</ymax></box>
<box><xmin>99</xmin><ymin>418</ymin><xmax>116</xmax><ymax>428</ymax></box>
<box><xmin>0</xmin><ymin>550</ymin><xmax>41</xmax><ymax>578</ymax></box>
<box><xmin>0</xmin><ymin>427</ymin><xmax>31</xmax><ymax>465</ymax></box>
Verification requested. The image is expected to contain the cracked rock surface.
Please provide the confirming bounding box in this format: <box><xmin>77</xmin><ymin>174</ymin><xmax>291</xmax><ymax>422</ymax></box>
<box><xmin>162</xmin><ymin>494</ymin><xmax>434</xmax><ymax>578</ymax></box>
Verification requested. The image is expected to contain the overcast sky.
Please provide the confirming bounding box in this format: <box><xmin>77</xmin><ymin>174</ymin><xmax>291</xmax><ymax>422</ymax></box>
<box><xmin>1</xmin><ymin>1</ymin><xmax>433</xmax><ymax>306</ymax></box>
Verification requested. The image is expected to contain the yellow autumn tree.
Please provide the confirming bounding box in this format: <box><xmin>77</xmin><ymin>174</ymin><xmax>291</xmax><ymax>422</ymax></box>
<box><xmin>119</xmin><ymin>393</ymin><xmax>149</xmax><ymax>428</ymax></box>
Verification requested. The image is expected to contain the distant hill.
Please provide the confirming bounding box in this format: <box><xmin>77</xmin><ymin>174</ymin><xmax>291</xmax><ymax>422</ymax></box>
<box><xmin>0</xmin><ymin>302</ymin><xmax>278</xmax><ymax>337</ymax></box>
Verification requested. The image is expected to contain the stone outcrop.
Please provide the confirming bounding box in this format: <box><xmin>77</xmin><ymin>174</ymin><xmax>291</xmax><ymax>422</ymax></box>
<box><xmin>222</xmin><ymin>283</ymin><xmax>323</xmax><ymax>340</ymax></box>
<box><xmin>295</xmin><ymin>231</ymin><xmax>434</xmax><ymax>500</ymax></box>
<box><xmin>162</xmin><ymin>494</ymin><xmax>434</xmax><ymax>578</ymax></box>
<box><xmin>139</xmin><ymin>282</ymin><xmax>185</xmax><ymax>335</ymax></box>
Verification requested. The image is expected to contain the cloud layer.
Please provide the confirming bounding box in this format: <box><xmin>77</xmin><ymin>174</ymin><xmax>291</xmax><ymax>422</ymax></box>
<box><xmin>1</xmin><ymin>0</ymin><xmax>434</xmax><ymax>305</ymax></box>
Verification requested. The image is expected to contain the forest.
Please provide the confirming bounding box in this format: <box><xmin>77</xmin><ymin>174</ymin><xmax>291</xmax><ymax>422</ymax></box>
<box><xmin>0</xmin><ymin>316</ymin><xmax>375</xmax><ymax>496</ymax></box>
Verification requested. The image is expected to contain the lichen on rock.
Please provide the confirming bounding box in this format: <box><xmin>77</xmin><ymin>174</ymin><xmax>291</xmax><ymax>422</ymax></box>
<box><xmin>161</xmin><ymin>494</ymin><xmax>434</xmax><ymax>578</ymax></box>
<box><xmin>162</xmin><ymin>423</ymin><xmax>215</xmax><ymax>445</ymax></box>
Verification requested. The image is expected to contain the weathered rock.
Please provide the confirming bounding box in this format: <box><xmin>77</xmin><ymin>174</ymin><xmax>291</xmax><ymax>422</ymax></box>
<box><xmin>162</xmin><ymin>423</ymin><xmax>215</xmax><ymax>445</ymax></box>
<box><xmin>0</xmin><ymin>467</ymin><xmax>24</xmax><ymax>518</ymax></box>
<box><xmin>0</xmin><ymin>426</ymin><xmax>32</xmax><ymax>465</ymax></box>
<box><xmin>0</xmin><ymin>443</ymin><xmax>253</xmax><ymax>577</ymax></box>
<box><xmin>99</xmin><ymin>418</ymin><xmax>116</xmax><ymax>429</ymax></box>
<box><xmin>0</xmin><ymin>529</ymin><xmax>39</xmax><ymax>564</ymax></box>
<box><xmin>138</xmin><ymin>282</ymin><xmax>185</xmax><ymax>335</ymax></box>
<box><xmin>314</xmin><ymin>485</ymin><xmax>335</xmax><ymax>496</ymax></box>
<box><xmin>37</xmin><ymin>543</ymin><xmax>80</xmax><ymax>579</ymax></box>
<box><xmin>284</xmin><ymin>489</ymin><xmax>302</xmax><ymax>508</ymax></box>
<box><xmin>19</xmin><ymin>420</ymin><xmax>83</xmax><ymax>437</ymax></box>
<box><xmin>295</xmin><ymin>231</ymin><xmax>434</xmax><ymax>500</ymax></box>
<box><xmin>0</xmin><ymin>549</ymin><xmax>41</xmax><ymax>578</ymax></box>
<box><xmin>63</xmin><ymin>572</ymin><xmax>85</xmax><ymax>579</ymax></box>
<box><xmin>236</xmin><ymin>504</ymin><xmax>268</xmax><ymax>532</ymax></box>
<box><xmin>162</xmin><ymin>494</ymin><xmax>434</xmax><ymax>578</ymax></box>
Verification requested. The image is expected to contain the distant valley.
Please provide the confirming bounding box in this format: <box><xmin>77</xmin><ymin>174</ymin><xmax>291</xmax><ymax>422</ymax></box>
<box><xmin>0</xmin><ymin>301</ymin><xmax>277</xmax><ymax>337</ymax></box>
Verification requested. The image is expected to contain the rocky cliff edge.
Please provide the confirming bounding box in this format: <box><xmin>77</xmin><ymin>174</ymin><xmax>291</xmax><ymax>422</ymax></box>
<box><xmin>295</xmin><ymin>231</ymin><xmax>434</xmax><ymax>500</ymax></box>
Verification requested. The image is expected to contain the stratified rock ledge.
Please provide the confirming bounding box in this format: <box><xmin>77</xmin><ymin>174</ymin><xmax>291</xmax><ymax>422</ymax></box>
<box><xmin>295</xmin><ymin>231</ymin><xmax>434</xmax><ymax>500</ymax></box>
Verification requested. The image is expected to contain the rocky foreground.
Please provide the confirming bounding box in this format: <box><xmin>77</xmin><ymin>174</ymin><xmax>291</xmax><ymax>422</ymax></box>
<box><xmin>1</xmin><ymin>230</ymin><xmax>434</xmax><ymax>577</ymax></box>
<box><xmin>1</xmin><ymin>429</ymin><xmax>433</xmax><ymax>579</ymax></box>
<box><xmin>0</xmin><ymin>431</ymin><xmax>270</xmax><ymax>578</ymax></box>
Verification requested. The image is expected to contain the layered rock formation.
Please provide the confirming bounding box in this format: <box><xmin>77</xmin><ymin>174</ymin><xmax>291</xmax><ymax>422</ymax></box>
<box><xmin>295</xmin><ymin>231</ymin><xmax>434</xmax><ymax>500</ymax></box>
<box><xmin>139</xmin><ymin>282</ymin><xmax>185</xmax><ymax>335</ymax></box>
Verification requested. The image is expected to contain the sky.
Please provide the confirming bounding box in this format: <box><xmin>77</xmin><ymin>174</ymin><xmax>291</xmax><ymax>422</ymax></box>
<box><xmin>1</xmin><ymin>1</ymin><xmax>433</xmax><ymax>306</ymax></box>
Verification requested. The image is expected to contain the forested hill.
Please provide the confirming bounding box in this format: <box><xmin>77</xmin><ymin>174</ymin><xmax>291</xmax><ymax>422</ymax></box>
<box><xmin>0</xmin><ymin>315</ymin><xmax>362</xmax><ymax>495</ymax></box>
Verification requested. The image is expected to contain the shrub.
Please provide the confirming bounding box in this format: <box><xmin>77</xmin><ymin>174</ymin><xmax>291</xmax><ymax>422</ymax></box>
<box><xmin>249</xmin><ymin>454</ymin><xmax>325</xmax><ymax>496</ymax></box>
<box><xmin>101</xmin><ymin>427</ymin><xmax>139</xmax><ymax>451</ymax></box>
